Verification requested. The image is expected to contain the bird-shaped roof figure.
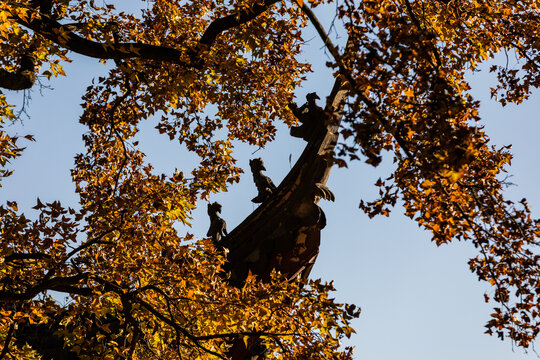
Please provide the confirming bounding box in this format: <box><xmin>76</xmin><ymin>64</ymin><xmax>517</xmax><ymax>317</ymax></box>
<box><xmin>249</xmin><ymin>158</ymin><xmax>277</xmax><ymax>203</ymax></box>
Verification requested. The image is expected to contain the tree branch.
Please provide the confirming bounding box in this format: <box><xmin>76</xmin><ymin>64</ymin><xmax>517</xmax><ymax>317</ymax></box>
<box><xmin>297</xmin><ymin>2</ymin><xmax>414</xmax><ymax>159</ymax></box>
<box><xmin>0</xmin><ymin>53</ymin><xmax>36</xmax><ymax>90</ymax></box>
<box><xmin>66</xmin><ymin>228</ymin><xmax>118</xmax><ymax>259</ymax></box>
<box><xmin>4</xmin><ymin>252</ymin><xmax>51</xmax><ymax>263</ymax></box>
<box><xmin>199</xmin><ymin>0</ymin><xmax>281</xmax><ymax>46</ymax></box>
<box><xmin>0</xmin><ymin>323</ymin><xmax>14</xmax><ymax>360</ymax></box>
<box><xmin>15</xmin><ymin>12</ymin><xmax>190</xmax><ymax>64</ymax></box>
<box><xmin>4</xmin><ymin>0</ymin><xmax>283</xmax><ymax>90</ymax></box>
<box><xmin>0</xmin><ymin>273</ymin><xmax>91</xmax><ymax>301</ymax></box>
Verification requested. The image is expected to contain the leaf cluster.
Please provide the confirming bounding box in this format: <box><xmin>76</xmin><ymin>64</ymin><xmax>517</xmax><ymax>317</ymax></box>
<box><xmin>0</xmin><ymin>0</ymin><xmax>538</xmax><ymax>357</ymax></box>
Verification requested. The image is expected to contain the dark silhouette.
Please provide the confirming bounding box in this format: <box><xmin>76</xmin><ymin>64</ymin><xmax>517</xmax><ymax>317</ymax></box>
<box><xmin>249</xmin><ymin>158</ymin><xmax>277</xmax><ymax>203</ymax></box>
<box><xmin>207</xmin><ymin>202</ymin><xmax>227</xmax><ymax>245</ymax></box>
<box><xmin>289</xmin><ymin>92</ymin><xmax>325</xmax><ymax>141</ymax></box>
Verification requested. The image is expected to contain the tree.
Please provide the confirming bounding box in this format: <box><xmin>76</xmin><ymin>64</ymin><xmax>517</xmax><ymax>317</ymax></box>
<box><xmin>0</xmin><ymin>0</ymin><xmax>539</xmax><ymax>359</ymax></box>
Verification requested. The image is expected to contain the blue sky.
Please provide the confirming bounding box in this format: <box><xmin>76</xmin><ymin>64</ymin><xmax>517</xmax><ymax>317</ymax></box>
<box><xmin>2</xmin><ymin>2</ymin><xmax>539</xmax><ymax>359</ymax></box>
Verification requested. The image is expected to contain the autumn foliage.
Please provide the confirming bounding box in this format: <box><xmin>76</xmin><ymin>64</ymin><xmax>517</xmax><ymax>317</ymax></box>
<box><xmin>0</xmin><ymin>0</ymin><xmax>539</xmax><ymax>359</ymax></box>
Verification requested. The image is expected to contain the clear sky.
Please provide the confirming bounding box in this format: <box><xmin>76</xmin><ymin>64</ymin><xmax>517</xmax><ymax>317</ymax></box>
<box><xmin>2</xmin><ymin>2</ymin><xmax>539</xmax><ymax>359</ymax></box>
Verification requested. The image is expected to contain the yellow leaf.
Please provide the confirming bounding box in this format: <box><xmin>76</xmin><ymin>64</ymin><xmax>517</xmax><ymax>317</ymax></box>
<box><xmin>6</xmin><ymin>201</ymin><xmax>17</xmax><ymax>211</ymax></box>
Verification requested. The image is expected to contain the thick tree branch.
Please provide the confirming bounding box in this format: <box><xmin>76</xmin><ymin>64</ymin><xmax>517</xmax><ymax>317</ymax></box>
<box><xmin>5</xmin><ymin>0</ymin><xmax>282</xmax><ymax>90</ymax></box>
<box><xmin>4</xmin><ymin>252</ymin><xmax>51</xmax><ymax>262</ymax></box>
<box><xmin>0</xmin><ymin>273</ymin><xmax>90</xmax><ymax>301</ymax></box>
<box><xmin>15</xmin><ymin>13</ymin><xmax>190</xmax><ymax>63</ymax></box>
<box><xmin>0</xmin><ymin>53</ymin><xmax>36</xmax><ymax>90</ymax></box>
<box><xmin>199</xmin><ymin>0</ymin><xmax>281</xmax><ymax>46</ymax></box>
